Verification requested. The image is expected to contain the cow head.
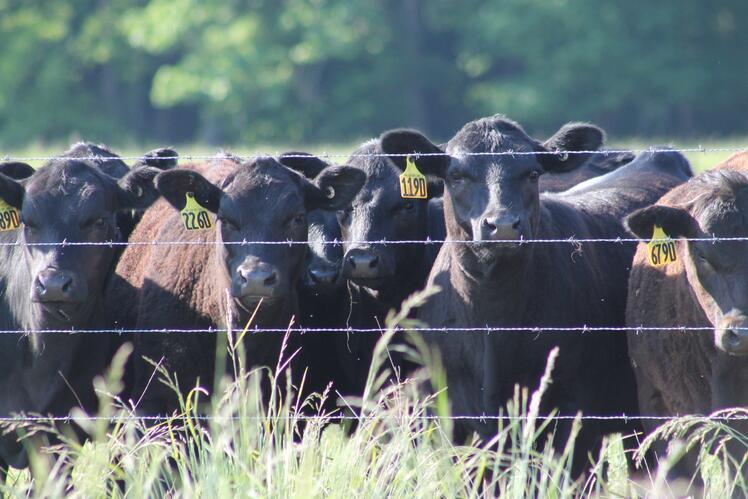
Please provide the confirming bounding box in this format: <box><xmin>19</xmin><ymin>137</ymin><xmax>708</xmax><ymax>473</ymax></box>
<box><xmin>381</xmin><ymin>116</ymin><xmax>603</xmax><ymax>265</ymax></box>
<box><xmin>626</xmin><ymin>170</ymin><xmax>748</xmax><ymax>356</ymax></box>
<box><xmin>156</xmin><ymin>158</ymin><xmax>365</xmax><ymax>314</ymax></box>
<box><xmin>279</xmin><ymin>152</ymin><xmax>346</xmax><ymax>295</ymax></box>
<box><xmin>0</xmin><ymin>159</ymin><xmax>161</xmax><ymax>330</ymax></box>
<box><xmin>335</xmin><ymin>140</ymin><xmax>441</xmax><ymax>291</ymax></box>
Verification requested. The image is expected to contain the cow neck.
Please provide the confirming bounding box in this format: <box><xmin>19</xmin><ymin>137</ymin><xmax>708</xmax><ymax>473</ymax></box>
<box><xmin>297</xmin><ymin>284</ymin><xmax>346</xmax><ymax>328</ymax></box>
<box><xmin>450</xmin><ymin>244</ymin><xmax>536</xmax><ymax>322</ymax></box>
<box><xmin>0</xmin><ymin>231</ymin><xmax>32</xmax><ymax>333</ymax></box>
<box><xmin>348</xmin><ymin>267</ymin><xmax>424</xmax><ymax>322</ymax></box>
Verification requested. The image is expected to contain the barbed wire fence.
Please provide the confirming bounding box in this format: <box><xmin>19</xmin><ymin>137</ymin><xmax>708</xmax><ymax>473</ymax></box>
<box><xmin>2</xmin><ymin>144</ymin><xmax>747</xmax><ymax>162</ymax></box>
<box><xmin>0</xmin><ymin>144</ymin><xmax>746</xmax><ymax>423</ymax></box>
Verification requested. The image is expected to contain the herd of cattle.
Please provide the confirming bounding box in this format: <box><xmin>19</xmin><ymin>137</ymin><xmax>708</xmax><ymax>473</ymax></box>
<box><xmin>0</xmin><ymin>114</ymin><xmax>747</xmax><ymax>475</ymax></box>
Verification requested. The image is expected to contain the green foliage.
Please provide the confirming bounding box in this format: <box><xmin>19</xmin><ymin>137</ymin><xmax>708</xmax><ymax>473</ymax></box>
<box><xmin>0</xmin><ymin>287</ymin><xmax>745</xmax><ymax>497</ymax></box>
<box><xmin>0</xmin><ymin>1</ymin><xmax>746</xmax><ymax>151</ymax></box>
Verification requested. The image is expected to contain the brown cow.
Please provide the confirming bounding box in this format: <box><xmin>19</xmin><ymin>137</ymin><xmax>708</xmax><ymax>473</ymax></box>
<box><xmin>625</xmin><ymin>151</ymin><xmax>748</xmax><ymax>475</ymax></box>
<box><xmin>107</xmin><ymin>156</ymin><xmax>365</xmax><ymax>414</ymax></box>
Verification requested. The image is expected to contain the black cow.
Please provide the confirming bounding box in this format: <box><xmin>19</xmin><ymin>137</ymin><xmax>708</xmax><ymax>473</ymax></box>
<box><xmin>380</xmin><ymin>115</ymin><xmax>692</xmax><ymax>473</ymax></box>
<box><xmin>0</xmin><ymin>153</ymin><xmax>161</xmax><ymax>470</ymax></box>
<box><xmin>112</xmin><ymin>157</ymin><xmax>365</xmax><ymax>414</ymax></box>
<box><xmin>277</xmin><ymin>153</ymin><xmax>353</xmax><ymax>403</ymax></box>
<box><xmin>334</xmin><ymin>140</ymin><xmax>446</xmax><ymax>394</ymax></box>
<box><xmin>332</xmin><ymin>138</ymin><xmax>629</xmax><ymax>396</ymax></box>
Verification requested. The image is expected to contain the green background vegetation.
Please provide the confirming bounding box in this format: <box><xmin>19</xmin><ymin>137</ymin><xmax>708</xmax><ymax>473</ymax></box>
<box><xmin>1</xmin><ymin>0</ymin><xmax>747</xmax><ymax>149</ymax></box>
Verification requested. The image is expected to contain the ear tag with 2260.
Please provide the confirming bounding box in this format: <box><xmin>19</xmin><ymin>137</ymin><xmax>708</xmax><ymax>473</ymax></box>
<box><xmin>399</xmin><ymin>155</ymin><xmax>428</xmax><ymax>199</ymax></box>
<box><xmin>181</xmin><ymin>192</ymin><xmax>213</xmax><ymax>231</ymax></box>
<box><xmin>647</xmin><ymin>225</ymin><xmax>677</xmax><ymax>267</ymax></box>
<box><xmin>0</xmin><ymin>198</ymin><xmax>20</xmax><ymax>232</ymax></box>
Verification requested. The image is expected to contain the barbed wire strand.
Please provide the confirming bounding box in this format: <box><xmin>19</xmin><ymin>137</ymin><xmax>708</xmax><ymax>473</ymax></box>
<box><xmin>2</xmin><ymin>235</ymin><xmax>748</xmax><ymax>247</ymax></box>
<box><xmin>0</xmin><ymin>326</ymin><xmax>734</xmax><ymax>334</ymax></box>
<box><xmin>2</xmin><ymin>145</ymin><xmax>748</xmax><ymax>162</ymax></box>
<box><xmin>0</xmin><ymin>414</ymin><xmax>746</xmax><ymax>422</ymax></box>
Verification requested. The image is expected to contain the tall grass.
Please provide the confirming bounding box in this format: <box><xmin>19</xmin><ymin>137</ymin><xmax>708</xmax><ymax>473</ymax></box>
<box><xmin>0</xmin><ymin>288</ymin><xmax>746</xmax><ymax>497</ymax></box>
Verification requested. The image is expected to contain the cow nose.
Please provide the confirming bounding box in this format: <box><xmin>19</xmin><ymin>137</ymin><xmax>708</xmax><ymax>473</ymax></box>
<box><xmin>34</xmin><ymin>269</ymin><xmax>76</xmax><ymax>302</ymax></box>
<box><xmin>717</xmin><ymin>325</ymin><xmax>748</xmax><ymax>356</ymax></box>
<box><xmin>235</xmin><ymin>265</ymin><xmax>279</xmax><ymax>298</ymax></box>
<box><xmin>480</xmin><ymin>215</ymin><xmax>522</xmax><ymax>241</ymax></box>
<box><xmin>308</xmin><ymin>265</ymin><xmax>339</xmax><ymax>286</ymax></box>
<box><xmin>344</xmin><ymin>249</ymin><xmax>380</xmax><ymax>278</ymax></box>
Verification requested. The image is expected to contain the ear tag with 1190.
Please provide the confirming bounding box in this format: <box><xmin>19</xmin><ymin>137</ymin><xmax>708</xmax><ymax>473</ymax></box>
<box><xmin>399</xmin><ymin>155</ymin><xmax>428</xmax><ymax>199</ymax></box>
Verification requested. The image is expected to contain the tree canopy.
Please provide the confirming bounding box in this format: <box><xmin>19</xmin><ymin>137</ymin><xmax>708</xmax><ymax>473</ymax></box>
<box><xmin>1</xmin><ymin>0</ymin><xmax>746</xmax><ymax>147</ymax></box>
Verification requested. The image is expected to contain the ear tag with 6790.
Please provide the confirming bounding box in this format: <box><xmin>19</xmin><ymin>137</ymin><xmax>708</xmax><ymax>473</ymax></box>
<box><xmin>399</xmin><ymin>155</ymin><xmax>428</xmax><ymax>199</ymax></box>
<box><xmin>0</xmin><ymin>198</ymin><xmax>20</xmax><ymax>232</ymax></box>
<box><xmin>181</xmin><ymin>192</ymin><xmax>213</xmax><ymax>231</ymax></box>
<box><xmin>647</xmin><ymin>225</ymin><xmax>677</xmax><ymax>267</ymax></box>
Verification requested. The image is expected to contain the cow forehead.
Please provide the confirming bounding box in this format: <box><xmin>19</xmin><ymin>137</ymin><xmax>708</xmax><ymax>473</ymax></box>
<box><xmin>24</xmin><ymin>163</ymin><xmax>117</xmax><ymax>215</ymax></box>
<box><xmin>221</xmin><ymin>175</ymin><xmax>305</xmax><ymax>219</ymax></box>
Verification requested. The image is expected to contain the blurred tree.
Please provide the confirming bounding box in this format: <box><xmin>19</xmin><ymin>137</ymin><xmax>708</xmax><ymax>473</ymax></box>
<box><xmin>0</xmin><ymin>0</ymin><xmax>745</xmax><ymax>147</ymax></box>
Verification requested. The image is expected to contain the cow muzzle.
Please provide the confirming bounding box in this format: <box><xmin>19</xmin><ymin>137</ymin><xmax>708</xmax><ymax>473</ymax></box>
<box><xmin>305</xmin><ymin>261</ymin><xmax>341</xmax><ymax>292</ymax></box>
<box><xmin>715</xmin><ymin>315</ymin><xmax>748</xmax><ymax>356</ymax></box>
<box><xmin>232</xmin><ymin>261</ymin><xmax>281</xmax><ymax>301</ymax></box>
<box><xmin>343</xmin><ymin>246</ymin><xmax>393</xmax><ymax>289</ymax></box>
<box><xmin>478</xmin><ymin>213</ymin><xmax>523</xmax><ymax>242</ymax></box>
<box><xmin>31</xmin><ymin>268</ymin><xmax>87</xmax><ymax>323</ymax></box>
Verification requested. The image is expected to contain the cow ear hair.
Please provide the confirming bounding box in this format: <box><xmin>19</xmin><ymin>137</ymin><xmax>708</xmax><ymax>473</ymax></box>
<box><xmin>0</xmin><ymin>173</ymin><xmax>25</xmax><ymax>209</ymax></box>
<box><xmin>540</xmin><ymin>122</ymin><xmax>604</xmax><ymax>172</ymax></box>
<box><xmin>279</xmin><ymin>152</ymin><xmax>329</xmax><ymax>179</ymax></box>
<box><xmin>305</xmin><ymin>165</ymin><xmax>366</xmax><ymax>211</ymax></box>
<box><xmin>624</xmin><ymin>205</ymin><xmax>698</xmax><ymax>240</ymax></box>
<box><xmin>0</xmin><ymin>162</ymin><xmax>35</xmax><ymax>180</ymax></box>
<box><xmin>155</xmin><ymin>169</ymin><xmax>223</xmax><ymax>213</ymax></box>
<box><xmin>133</xmin><ymin>147</ymin><xmax>179</xmax><ymax>170</ymax></box>
<box><xmin>116</xmin><ymin>166</ymin><xmax>162</xmax><ymax>210</ymax></box>
<box><xmin>380</xmin><ymin>129</ymin><xmax>450</xmax><ymax>178</ymax></box>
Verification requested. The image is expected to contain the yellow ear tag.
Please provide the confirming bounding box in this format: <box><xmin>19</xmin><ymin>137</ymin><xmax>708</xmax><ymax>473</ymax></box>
<box><xmin>647</xmin><ymin>225</ymin><xmax>677</xmax><ymax>267</ymax></box>
<box><xmin>399</xmin><ymin>155</ymin><xmax>428</xmax><ymax>199</ymax></box>
<box><xmin>0</xmin><ymin>198</ymin><xmax>20</xmax><ymax>232</ymax></box>
<box><xmin>180</xmin><ymin>192</ymin><xmax>213</xmax><ymax>231</ymax></box>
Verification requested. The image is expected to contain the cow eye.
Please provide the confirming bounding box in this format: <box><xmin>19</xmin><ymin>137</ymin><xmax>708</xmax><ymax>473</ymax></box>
<box><xmin>291</xmin><ymin>213</ymin><xmax>306</xmax><ymax>227</ymax></box>
<box><xmin>218</xmin><ymin>216</ymin><xmax>239</xmax><ymax>231</ymax></box>
<box><xmin>397</xmin><ymin>201</ymin><xmax>415</xmax><ymax>212</ymax></box>
<box><xmin>448</xmin><ymin>172</ymin><xmax>464</xmax><ymax>184</ymax></box>
<box><xmin>83</xmin><ymin>217</ymin><xmax>107</xmax><ymax>230</ymax></box>
<box><xmin>528</xmin><ymin>170</ymin><xmax>541</xmax><ymax>182</ymax></box>
<box><xmin>338</xmin><ymin>205</ymin><xmax>353</xmax><ymax>222</ymax></box>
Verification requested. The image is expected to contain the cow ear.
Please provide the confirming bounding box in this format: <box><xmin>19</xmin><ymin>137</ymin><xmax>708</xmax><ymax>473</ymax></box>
<box><xmin>279</xmin><ymin>152</ymin><xmax>329</xmax><ymax>179</ymax></box>
<box><xmin>134</xmin><ymin>147</ymin><xmax>178</xmax><ymax>170</ymax></box>
<box><xmin>0</xmin><ymin>173</ymin><xmax>25</xmax><ymax>208</ymax></box>
<box><xmin>380</xmin><ymin>129</ymin><xmax>450</xmax><ymax>178</ymax></box>
<box><xmin>0</xmin><ymin>162</ymin><xmax>34</xmax><ymax>180</ymax></box>
<box><xmin>540</xmin><ymin>123</ymin><xmax>604</xmax><ymax>172</ymax></box>
<box><xmin>156</xmin><ymin>169</ymin><xmax>223</xmax><ymax>213</ymax></box>
<box><xmin>625</xmin><ymin>205</ymin><xmax>698</xmax><ymax>240</ymax></box>
<box><xmin>305</xmin><ymin>165</ymin><xmax>366</xmax><ymax>211</ymax></box>
<box><xmin>116</xmin><ymin>166</ymin><xmax>162</xmax><ymax>210</ymax></box>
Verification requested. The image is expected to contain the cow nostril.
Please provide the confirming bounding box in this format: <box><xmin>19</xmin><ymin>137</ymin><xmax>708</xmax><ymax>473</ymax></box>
<box><xmin>482</xmin><ymin>218</ymin><xmax>496</xmax><ymax>231</ymax></box>
<box><xmin>263</xmin><ymin>272</ymin><xmax>278</xmax><ymax>287</ymax></box>
<box><xmin>368</xmin><ymin>255</ymin><xmax>379</xmax><ymax>269</ymax></box>
<box><xmin>725</xmin><ymin>329</ymin><xmax>742</xmax><ymax>348</ymax></box>
<box><xmin>346</xmin><ymin>255</ymin><xmax>357</xmax><ymax>269</ymax></box>
<box><xmin>61</xmin><ymin>278</ymin><xmax>73</xmax><ymax>294</ymax></box>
